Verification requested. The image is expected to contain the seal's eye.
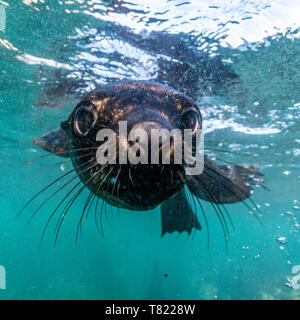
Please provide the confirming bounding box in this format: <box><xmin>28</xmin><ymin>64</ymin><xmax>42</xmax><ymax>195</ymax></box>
<box><xmin>182</xmin><ymin>110</ymin><xmax>201</xmax><ymax>134</ymax></box>
<box><xmin>74</xmin><ymin>106</ymin><xmax>97</xmax><ymax>136</ymax></box>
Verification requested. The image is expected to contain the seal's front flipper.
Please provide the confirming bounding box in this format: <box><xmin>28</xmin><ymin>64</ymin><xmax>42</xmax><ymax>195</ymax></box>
<box><xmin>186</xmin><ymin>156</ymin><xmax>264</xmax><ymax>204</ymax></box>
<box><xmin>161</xmin><ymin>190</ymin><xmax>201</xmax><ymax>236</ymax></box>
<box><xmin>33</xmin><ymin>128</ymin><xmax>70</xmax><ymax>157</ymax></box>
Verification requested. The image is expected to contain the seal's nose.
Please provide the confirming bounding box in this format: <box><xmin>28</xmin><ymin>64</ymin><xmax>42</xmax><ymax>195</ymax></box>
<box><xmin>129</xmin><ymin>122</ymin><xmax>158</xmax><ymax>157</ymax></box>
<box><xmin>132</xmin><ymin>121</ymin><xmax>166</xmax><ymax>136</ymax></box>
<box><xmin>130</xmin><ymin>121</ymin><xmax>176</xmax><ymax>163</ymax></box>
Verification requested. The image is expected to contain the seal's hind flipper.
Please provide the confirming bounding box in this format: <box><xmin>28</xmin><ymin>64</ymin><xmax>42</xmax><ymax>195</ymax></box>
<box><xmin>186</xmin><ymin>156</ymin><xmax>264</xmax><ymax>204</ymax></box>
<box><xmin>33</xmin><ymin>128</ymin><xmax>70</xmax><ymax>157</ymax></box>
<box><xmin>161</xmin><ymin>190</ymin><xmax>201</xmax><ymax>236</ymax></box>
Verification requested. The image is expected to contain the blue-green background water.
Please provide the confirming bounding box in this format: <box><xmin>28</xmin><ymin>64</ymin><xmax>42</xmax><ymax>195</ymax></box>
<box><xmin>0</xmin><ymin>0</ymin><xmax>299</xmax><ymax>299</ymax></box>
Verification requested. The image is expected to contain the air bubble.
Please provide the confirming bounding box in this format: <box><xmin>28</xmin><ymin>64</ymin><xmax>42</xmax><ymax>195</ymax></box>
<box><xmin>277</xmin><ymin>236</ymin><xmax>287</xmax><ymax>245</ymax></box>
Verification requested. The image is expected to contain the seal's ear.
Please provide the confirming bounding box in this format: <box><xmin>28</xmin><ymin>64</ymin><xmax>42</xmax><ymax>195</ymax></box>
<box><xmin>186</xmin><ymin>156</ymin><xmax>264</xmax><ymax>204</ymax></box>
<box><xmin>33</xmin><ymin>128</ymin><xmax>70</xmax><ymax>157</ymax></box>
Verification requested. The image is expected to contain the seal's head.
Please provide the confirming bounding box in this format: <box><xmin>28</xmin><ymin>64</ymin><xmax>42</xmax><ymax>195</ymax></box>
<box><xmin>60</xmin><ymin>81</ymin><xmax>202</xmax><ymax>210</ymax></box>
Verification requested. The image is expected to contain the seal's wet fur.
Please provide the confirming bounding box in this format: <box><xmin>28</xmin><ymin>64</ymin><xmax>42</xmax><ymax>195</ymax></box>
<box><xmin>31</xmin><ymin>81</ymin><xmax>264</xmax><ymax>239</ymax></box>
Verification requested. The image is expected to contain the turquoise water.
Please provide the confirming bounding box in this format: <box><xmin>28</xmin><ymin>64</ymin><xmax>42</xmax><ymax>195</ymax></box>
<box><xmin>0</xmin><ymin>0</ymin><xmax>300</xmax><ymax>300</ymax></box>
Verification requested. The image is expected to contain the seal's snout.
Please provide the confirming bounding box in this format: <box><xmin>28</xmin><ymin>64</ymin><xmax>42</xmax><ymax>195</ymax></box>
<box><xmin>132</xmin><ymin>121</ymin><xmax>169</xmax><ymax>138</ymax></box>
<box><xmin>130</xmin><ymin>120</ymin><xmax>176</xmax><ymax>158</ymax></box>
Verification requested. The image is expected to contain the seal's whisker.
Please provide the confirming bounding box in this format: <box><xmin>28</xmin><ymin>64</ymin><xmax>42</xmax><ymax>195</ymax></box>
<box><xmin>76</xmin><ymin>166</ymin><xmax>114</xmax><ymax>244</ymax></box>
<box><xmin>128</xmin><ymin>167</ymin><xmax>135</xmax><ymax>187</ymax></box>
<box><xmin>114</xmin><ymin>166</ymin><xmax>122</xmax><ymax>216</ymax></box>
<box><xmin>189</xmin><ymin>169</ymin><xmax>235</xmax><ymax>233</ymax></box>
<box><xmin>169</xmin><ymin>165</ymin><xmax>174</xmax><ymax>186</ymax></box>
<box><xmin>112</xmin><ymin>165</ymin><xmax>121</xmax><ymax>204</ymax></box>
<box><xmin>54</xmin><ymin>166</ymin><xmax>109</xmax><ymax>246</ymax></box>
<box><xmin>196</xmin><ymin>177</ymin><xmax>230</xmax><ymax>239</ymax></box>
<box><xmin>211</xmin><ymin>155</ymin><xmax>254</xmax><ymax>170</ymax></box>
<box><xmin>77</xmin><ymin>189</ymin><xmax>95</xmax><ymax>240</ymax></box>
<box><xmin>28</xmin><ymin>146</ymin><xmax>98</xmax><ymax>163</ymax></box>
<box><xmin>205</xmin><ymin>164</ymin><xmax>263</xmax><ymax>222</ymax></box>
<box><xmin>54</xmin><ymin>164</ymin><xmax>109</xmax><ymax>236</ymax></box>
<box><xmin>201</xmin><ymin>172</ymin><xmax>235</xmax><ymax>232</ymax></box>
<box><xmin>204</xmin><ymin>146</ymin><xmax>263</xmax><ymax>161</ymax></box>
<box><xmin>94</xmin><ymin>195</ymin><xmax>102</xmax><ymax>236</ymax></box>
<box><xmin>192</xmin><ymin>192</ymin><xmax>210</xmax><ymax>247</ymax></box>
<box><xmin>98</xmin><ymin>167</ymin><xmax>114</xmax><ymax>230</ymax></box>
<box><xmin>32</xmin><ymin>159</ymin><xmax>72</xmax><ymax>178</ymax></box>
<box><xmin>207</xmin><ymin>168</ymin><xmax>261</xmax><ymax>225</ymax></box>
<box><xmin>183</xmin><ymin>186</ymin><xmax>198</xmax><ymax>241</ymax></box>
<box><xmin>96</xmin><ymin>186</ymin><xmax>110</xmax><ymax>233</ymax></box>
<box><xmin>93</xmin><ymin>166</ymin><xmax>112</xmax><ymax>236</ymax></box>
<box><xmin>99</xmin><ymin>199</ymin><xmax>106</xmax><ymax>236</ymax></box>
<box><xmin>102</xmin><ymin>169</ymin><xmax>115</xmax><ymax>228</ymax></box>
<box><xmin>103</xmin><ymin>196</ymin><xmax>112</xmax><ymax>228</ymax></box>
<box><xmin>32</xmin><ymin>152</ymin><xmax>95</xmax><ymax>179</ymax></box>
<box><xmin>84</xmin><ymin>175</ymin><xmax>103</xmax><ymax>224</ymax></box>
<box><xmin>54</xmin><ymin>176</ymin><xmax>94</xmax><ymax>247</ymax></box>
<box><xmin>116</xmin><ymin>166</ymin><xmax>123</xmax><ymax>216</ymax></box>
<box><xmin>181</xmin><ymin>174</ymin><xmax>210</xmax><ymax>247</ymax></box>
<box><xmin>40</xmin><ymin>179</ymin><xmax>83</xmax><ymax>244</ymax></box>
<box><xmin>85</xmin><ymin>189</ymin><xmax>98</xmax><ymax>221</ymax></box>
<box><xmin>202</xmin><ymin>167</ymin><xmax>256</xmax><ymax>214</ymax></box>
<box><xmin>33</xmin><ymin>173</ymin><xmax>81</xmax><ymax>227</ymax></box>
<box><xmin>53</xmin><ymin>186</ymin><xmax>84</xmax><ymax>242</ymax></box>
<box><xmin>208</xmin><ymin>155</ymin><xmax>268</xmax><ymax>190</ymax></box>
<box><xmin>218</xmin><ymin>202</ymin><xmax>235</xmax><ymax>232</ymax></box>
<box><xmin>106</xmin><ymin>168</ymin><xmax>116</xmax><ymax>221</ymax></box>
<box><xmin>27</xmin><ymin>161</ymin><xmax>98</xmax><ymax>225</ymax></box>
<box><xmin>178</xmin><ymin>172</ymin><xmax>209</xmax><ymax>245</ymax></box>
<box><xmin>17</xmin><ymin>159</ymin><xmax>93</xmax><ymax>218</ymax></box>
<box><xmin>189</xmin><ymin>174</ymin><xmax>229</xmax><ymax>251</ymax></box>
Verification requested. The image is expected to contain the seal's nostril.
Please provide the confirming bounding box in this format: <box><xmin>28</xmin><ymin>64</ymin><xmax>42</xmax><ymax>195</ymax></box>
<box><xmin>130</xmin><ymin>121</ymin><xmax>167</xmax><ymax>147</ymax></box>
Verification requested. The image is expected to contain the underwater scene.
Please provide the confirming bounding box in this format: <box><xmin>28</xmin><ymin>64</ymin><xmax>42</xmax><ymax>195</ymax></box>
<box><xmin>0</xmin><ymin>0</ymin><xmax>299</xmax><ymax>300</ymax></box>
